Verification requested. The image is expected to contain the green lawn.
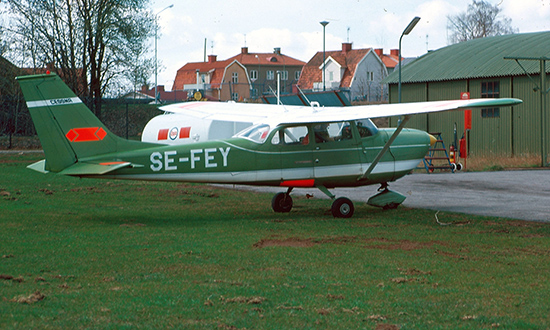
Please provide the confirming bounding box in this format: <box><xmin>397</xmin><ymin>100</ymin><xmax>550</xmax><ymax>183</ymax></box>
<box><xmin>1</xmin><ymin>153</ymin><xmax>549</xmax><ymax>329</ymax></box>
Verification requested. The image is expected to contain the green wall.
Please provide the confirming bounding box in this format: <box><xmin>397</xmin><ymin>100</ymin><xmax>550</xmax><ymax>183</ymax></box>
<box><xmin>389</xmin><ymin>75</ymin><xmax>549</xmax><ymax>158</ymax></box>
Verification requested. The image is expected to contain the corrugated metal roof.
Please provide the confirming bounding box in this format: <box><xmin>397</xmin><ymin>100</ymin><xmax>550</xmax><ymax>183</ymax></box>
<box><xmin>385</xmin><ymin>31</ymin><xmax>550</xmax><ymax>84</ymax></box>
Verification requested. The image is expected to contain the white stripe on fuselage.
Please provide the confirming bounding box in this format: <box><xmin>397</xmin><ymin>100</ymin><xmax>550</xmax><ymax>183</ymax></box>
<box><xmin>101</xmin><ymin>159</ymin><xmax>422</xmax><ymax>184</ymax></box>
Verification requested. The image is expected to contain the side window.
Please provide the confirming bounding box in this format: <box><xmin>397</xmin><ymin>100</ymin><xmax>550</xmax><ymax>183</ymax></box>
<box><xmin>271</xmin><ymin>126</ymin><xmax>310</xmax><ymax>145</ymax></box>
<box><xmin>283</xmin><ymin>126</ymin><xmax>309</xmax><ymax>145</ymax></box>
<box><xmin>313</xmin><ymin>122</ymin><xmax>352</xmax><ymax>143</ymax></box>
<box><xmin>355</xmin><ymin>119</ymin><xmax>378</xmax><ymax>138</ymax></box>
<box><xmin>271</xmin><ymin>129</ymin><xmax>282</xmax><ymax>145</ymax></box>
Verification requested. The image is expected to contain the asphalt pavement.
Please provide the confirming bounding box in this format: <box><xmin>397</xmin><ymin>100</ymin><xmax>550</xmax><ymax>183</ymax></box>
<box><xmin>234</xmin><ymin>169</ymin><xmax>550</xmax><ymax>222</ymax></box>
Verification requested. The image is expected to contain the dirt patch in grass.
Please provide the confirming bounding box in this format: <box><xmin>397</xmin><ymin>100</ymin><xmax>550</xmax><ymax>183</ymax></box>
<box><xmin>254</xmin><ymin>235</ymin><xmax>363</xmax><ymax>248</ymax></box>
<box><xmin>10</xmin><ymin>291</ymin><xmax>45</xmax><ymax>304</ymax></box>
<box><xmin>253</xmin><ymin>236</ymin><xmax>448</xmax><ymax>251</ymax></box>
<box><xmin>365</xmin><ymin>238</ymin><xmax>448</xmax><ymax>251</ymax></box>
<box><xmin>254</xmin><ymin>238</ymin><xmax>317</xmax><ymax>248</ymax></box>
<box><xmin>221</xmin><ymin>296</ymin><xmax>266</xmax><ymax>304</ymax></box>
<box><xmin>435</xmin><ymin>250</ymin><xmax>469</xmax><ymax>260</ymax></box>
<box><xmin>317</xmin><ymin>235</ymin><xmax>358</xmax><ymax>245</ymax></box>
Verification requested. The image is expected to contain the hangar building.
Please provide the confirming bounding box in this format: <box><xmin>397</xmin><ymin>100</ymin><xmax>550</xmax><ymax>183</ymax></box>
<box><xmin>385</xmin><ymin>31</ymin><xmax>549</xmax><ymax>165</ymax></box>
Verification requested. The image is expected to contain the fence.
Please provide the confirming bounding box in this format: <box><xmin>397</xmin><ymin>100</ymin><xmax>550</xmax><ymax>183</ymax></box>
<box><xmin>0</xmin><ymin>96</ymin><xmax>161</xmax><ymax>149</ymax></box>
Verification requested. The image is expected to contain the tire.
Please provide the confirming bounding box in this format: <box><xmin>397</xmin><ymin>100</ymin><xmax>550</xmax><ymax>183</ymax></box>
<box><xmin>331</xmin><ymin>197</ymin><xmax>354</xmax><ymax>218</ymax></box>
<box><xmin>272</xmin><ymin>192</ymin><xmax>293</xmax><ymax>213</ymax></box>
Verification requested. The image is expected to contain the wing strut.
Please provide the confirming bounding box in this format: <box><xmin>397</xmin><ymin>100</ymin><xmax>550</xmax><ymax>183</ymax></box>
<box><xmin>358</xmin><ymin>115</ymin><xmax>412</xmax><ymax>181</ymax></box>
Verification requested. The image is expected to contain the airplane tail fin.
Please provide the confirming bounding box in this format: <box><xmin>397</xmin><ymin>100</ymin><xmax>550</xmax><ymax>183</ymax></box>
<box><xmin>17</xmin><ymin>73</ymin><xmax>153</xmax><ymax>173</ymax></box>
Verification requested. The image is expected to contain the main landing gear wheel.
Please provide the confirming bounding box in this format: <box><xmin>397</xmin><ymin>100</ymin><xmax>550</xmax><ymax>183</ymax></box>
<box><xmin>272</xmin><ymin>192</ymin><xmax>293</xmax><ymax>213</ymax></box>
<box><xmin>331</xmin><ymin>197</ymin><xmax>354</xmax><ymax>218</ymax></box>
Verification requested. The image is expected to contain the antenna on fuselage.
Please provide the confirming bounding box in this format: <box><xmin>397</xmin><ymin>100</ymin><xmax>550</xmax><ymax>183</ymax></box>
<box><xmin>267</xmin><ymin>85</ymin><xmax>289</xmax><ymax>112</ymax></box>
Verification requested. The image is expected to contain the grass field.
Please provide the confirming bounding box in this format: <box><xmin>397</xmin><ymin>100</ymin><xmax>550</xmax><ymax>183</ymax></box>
<box><xmin>1</xmin><ymin>153</ymin><xmax>550</xmax><ymax>329</ymax></box>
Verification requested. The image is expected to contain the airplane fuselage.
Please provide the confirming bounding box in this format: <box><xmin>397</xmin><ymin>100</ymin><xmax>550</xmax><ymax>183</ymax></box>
<box><xmin>88</xmin><ymin>121</ymin><xmax>431</xmax><ymax>189</ymax></box>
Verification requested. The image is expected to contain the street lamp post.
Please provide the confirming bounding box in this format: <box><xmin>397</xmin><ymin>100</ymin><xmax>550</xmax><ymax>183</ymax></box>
<box><xmin>320</xmin><ymin>21</ymin><xmax>329</xmax><ymax>92</ymax></box>
<box><xmin>155</xmin><ymin>4</ymin><xmax>174</xmax><ymax>104</ymax></box>
<box><xmin>398</xmin><ymin>16</ymin><xmax>420</xmax><ymax>103</ymax></box>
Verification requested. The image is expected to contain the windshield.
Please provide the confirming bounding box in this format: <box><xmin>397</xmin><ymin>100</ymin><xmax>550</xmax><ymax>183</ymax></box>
<box><xmin>235</xmin><ymin>123</ymin><xmax>271</xmax><ymax>143</ymax></box>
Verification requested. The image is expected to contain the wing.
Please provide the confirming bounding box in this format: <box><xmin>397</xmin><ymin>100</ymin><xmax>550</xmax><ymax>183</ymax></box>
<box><xmin>159</xmin><ymin>101</ymin><xmax>307</xmax><ymax>123</ymax></box>
<box><xmin>277</xmin><ymin>98</ymin><xmax>523</xmax><ymax>125</ymax></box>
<box><xmin>159</xmin><ymin>98</ymin><xmax>522</xmax><ymax>126</ymax></box>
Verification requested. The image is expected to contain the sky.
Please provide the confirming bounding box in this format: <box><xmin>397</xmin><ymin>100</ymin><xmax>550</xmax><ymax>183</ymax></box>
<box><xmin>152</xmin><ymin>0</ymin><xmax>550</xmax><ymax>90</ymax></box>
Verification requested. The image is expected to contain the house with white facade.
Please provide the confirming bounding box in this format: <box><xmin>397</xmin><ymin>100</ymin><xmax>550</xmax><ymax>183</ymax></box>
<box><xmin>298</xmin><ymin>43</ymin><xmax>401</xmax><ymax>102</ymax></box>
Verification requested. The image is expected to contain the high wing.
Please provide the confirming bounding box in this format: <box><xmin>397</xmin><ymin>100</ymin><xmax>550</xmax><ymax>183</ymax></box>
<box><xmin>278</xmin><ymin>98</ymin><xmax>522</xmax><ymax>125</ymax></box>
<box><xmin>159</xmin><ymin>98</ymin><xmax>522</xmax><ymax>126</ymax></box>
<box><xmin>159</xmin><ymin>101</ymin><xmax>299</xmax><ymax>123</ymax></box>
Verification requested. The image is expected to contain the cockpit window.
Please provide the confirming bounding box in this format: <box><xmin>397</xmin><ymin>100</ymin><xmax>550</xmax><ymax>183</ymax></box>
<box><xmin>236</xmin><ymin>124</ymin><xmax>271</xmax><ymax>143</ymax></box>
<box><xmin>271</xmin><ymin>126</ymin><xmax>309</xmax><ymax>145</ymax></box>
<box><xmin>355</xmin><ymin>119</ymin><xmax>378</xmax><ymax>138</ymax></box>
<box><xmin>313</xmin><ymin>122</ymin><xmax>352</xmax><ymax>143</ymax></box>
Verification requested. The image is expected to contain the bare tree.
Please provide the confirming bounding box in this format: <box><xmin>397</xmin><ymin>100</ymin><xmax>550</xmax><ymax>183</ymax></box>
<box><xmin>447</xmin><ymin>0</ymin><xmax>518</xmax><ymax>44</ymax></box>
<box><xmin>4</xmin><ymin>0</ymin><xmax>154</xmax><ymax>117</ymax></box>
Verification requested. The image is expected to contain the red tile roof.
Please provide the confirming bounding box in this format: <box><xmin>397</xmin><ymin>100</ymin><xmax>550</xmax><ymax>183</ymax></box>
<box><xmin>172</xmin><ymin>57</ymin><xmax>234</xmax><ymax>91</ymax></box>
<box><xmin>227</xmin><ymin>48</ymin><xmax>306</xmax><ymax>67</ymax></box>
<box><xmin>298</xmin><ymin>45</ymin><xmax>371</xmax><ymax>90</ymax></box>
<box><xmin>381</xmin><ymin>50</ymin><xmax>399</xmax><ymax>69</ymax></box>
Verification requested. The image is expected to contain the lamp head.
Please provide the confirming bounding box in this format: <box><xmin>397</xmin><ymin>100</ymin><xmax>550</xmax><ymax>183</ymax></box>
<box><xmin>403</xmin><ymin>17</ymin><xmax>420</xmax><ymax>35</ymax></box>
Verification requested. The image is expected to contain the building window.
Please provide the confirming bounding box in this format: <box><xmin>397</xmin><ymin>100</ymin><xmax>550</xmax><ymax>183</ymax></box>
<box><xmin>232</xmin><ymin>72</ymin><xmax>238</xmax><ymax>83</ymax></box>
<box><xmin>251</xmin><ymin>88</ymin><xmax>258</xmax><ymax>98</ymax></box>
<box><xmin>295</xmin><ymin>71</ymin><xmax>301</xmax><ymax>80</ymax></box>
<box><xmin>366</xmin><ymin>71</ymin><xmax>374</xmax><ymax>81</ymax></box>
<box><xmin>267</xmin><ymin>70</ymin><xmax>274</xmax><ymax>80</ymax></box>
<box><xmin>250</xmin><ymin>70</ymin><xmax>258</xmax><ymax>81</ymax></box>
<box><xmin>481</xmin><ymin>81</ymin><xmax>500</xmax><ymax>118</ymax></box>
<box><xmin>280</xmin><ymin>71</ymin><xmax>288</xmax><ymax>81</ymax></box>
<box><xmin>232</xmin><ymin>92</ymin><xmax>239</xmax><ymax>101</ymax></box>
<box><xmin>329</xmin><ymin>71</ymin><xmax>334</xmax><ymax>81</ymax></box>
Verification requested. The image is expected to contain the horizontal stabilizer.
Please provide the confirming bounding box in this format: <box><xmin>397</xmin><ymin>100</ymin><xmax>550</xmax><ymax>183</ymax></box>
<box><xmin>58</xmin><ymin>161</ymin><xmax>136</xmax><ymax>176</ymax></box>
<box><xmin>27</xmin><ymin>160</ymin><xmax>49</xmax><ymax>174</ymax></box>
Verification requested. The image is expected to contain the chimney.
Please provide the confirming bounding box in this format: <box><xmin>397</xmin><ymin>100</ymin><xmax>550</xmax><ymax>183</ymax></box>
<box><xmin>241</xmin><ymin>47</ymin><xmax>248</xmax><ymax>54</ymax></box>
<box><xmin>273</xmin><ymin>47</ymin><xmax>281</xmax><ymax>55</ymax></box>
<box><xmin>342</xmin><ymin>42</ymin><xmax>352</xmax><ymax>53</ymax></box>
<box><xmin>208</xmin><ymin>54</ymin><xmax>217</xmax><ymax>63</ymax></box>
<box><xmin>390</xmin><ymin>49</ymin><xmax>399</xmax><ymax>57</ymax></box>
<box><xmin>374</xmin><ymin>48</ymin><xmax>383</xmax><ymax>56</ymax></box>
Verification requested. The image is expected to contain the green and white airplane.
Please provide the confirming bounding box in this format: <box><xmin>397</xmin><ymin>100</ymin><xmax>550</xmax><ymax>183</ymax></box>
<box><xmin>17</xmin><ymin>73</ymin><xmax>522</xmax><ymax>218</ymax></box>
